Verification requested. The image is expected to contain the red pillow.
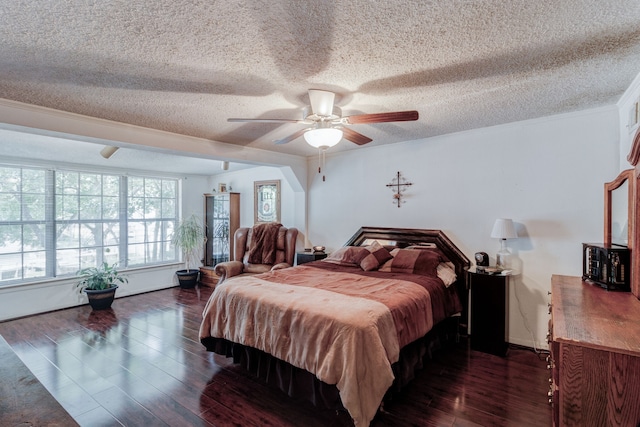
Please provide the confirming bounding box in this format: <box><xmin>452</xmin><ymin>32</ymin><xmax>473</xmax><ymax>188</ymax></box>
<box><xmin>405</xmin><ymin>245</ymin><xmax>450</xmax><ymax>263</ymax></box>
<box><xmin>359</xmin><ymin>241</ymin><xmax>393</xmax><ymax>271</ymax></box>
<box><xmin>378</xmin><ymin>248</ymin><xmax>442</xmax><ymax>277</ymax></box>
<box><xmin>322</xmin><ymin>243</ymin><xmax>394</xmax><ymax>271</ymax></box>
<box><xmin>322</xmin><ymin>246</ymin><xmax>370</xmax><ymax>266</ymax></box>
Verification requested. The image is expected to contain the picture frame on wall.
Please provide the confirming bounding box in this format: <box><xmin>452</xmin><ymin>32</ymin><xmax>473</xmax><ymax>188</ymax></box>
<box><xmin>218</xmin><ymin>183</ymin><xmax>227</xmax><ymax>193</ymax></box>
<box><xmin>254</xmin><ymin>180</ymin><xmax>280</xmax><ymax>224</ymax></box>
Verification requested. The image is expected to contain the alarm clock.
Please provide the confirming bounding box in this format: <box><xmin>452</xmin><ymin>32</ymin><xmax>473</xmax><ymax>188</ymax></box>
<box><xmin>474</xmin><ymin>251</ymin><xmax>489</xmax><ymax>267</ymax></box>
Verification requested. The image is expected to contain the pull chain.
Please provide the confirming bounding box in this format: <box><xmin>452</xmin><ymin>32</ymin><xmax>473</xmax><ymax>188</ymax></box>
<box><xmin>318</xmin><ymin>148</ymin><xmax>327</xmax><ymax>181</ymax></box>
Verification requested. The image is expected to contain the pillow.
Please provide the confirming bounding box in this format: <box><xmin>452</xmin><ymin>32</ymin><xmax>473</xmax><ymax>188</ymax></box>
<box><xmin>359</xmin><ymin>241</ymin><xmax>393</xmax><ymax>271</ymax></box>
<box><xmin>322</xmin><ymin>246</ymin><xmax>370</xmax><ymax>267</ymax></box>
<box><xmin>378</xmin><ymin>248</ymin><xmax>442</xmax><ymax>277</ymax></box>
<box><xmin>322</xmin><ymin>243</ymin><xmax>393</xmax><ymax>271</ymax></box>
<box><xmin>437</xmin><ymin>262</ymin><xmax>457</xmax><ymax>287</ymax></box>
<box><xmin>405</xmin><ymin>245</ymin><xmax>450</xmax><ymax>263</ymax></box>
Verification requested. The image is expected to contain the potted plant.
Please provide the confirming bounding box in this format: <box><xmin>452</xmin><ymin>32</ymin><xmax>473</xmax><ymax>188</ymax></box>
<box><xmin>172</xmin><ymin>214</ymin><xmax>206</xmax><ymax>288</ymax></box>
<box><xmin>76</xmin><ymin>262</ymin><xmax>128</xmax><ymax>310</ymax></box>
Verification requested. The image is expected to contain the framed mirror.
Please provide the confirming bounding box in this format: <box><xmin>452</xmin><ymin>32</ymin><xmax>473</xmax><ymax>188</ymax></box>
<box><xmin>254</xmin><ymin>180</ymin><xmax>280</xmax><ymax>224</ymax></box>
<box><xmin>604</xmin><ymin>169</ymin><xmax>634</xmax><ymax>247</ymax></box>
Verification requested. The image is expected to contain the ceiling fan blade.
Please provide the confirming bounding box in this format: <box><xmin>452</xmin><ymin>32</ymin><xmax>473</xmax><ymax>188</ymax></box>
<box><xmin>342</xmin><ymin>127</ymin><xmax>373</xmax><ymax>145</ymax></box>
<box><xmin>274</xmin><ymin>128</ymin><xmax>309</xmax><ymax>145</ymax></box>
<box><xmin>228</xmin><ymin>118</ymin><xmax>304</xmax><ymax>123</ymax></box>
<box><xmin>344</xmin><ymin>110</ymin><xmax>419</xmax><ymax>125</ymax></box>
<box><xmin>308</xmin><ymin>90</ymin><xmax>335</xmax><ymax>117</ymax></box>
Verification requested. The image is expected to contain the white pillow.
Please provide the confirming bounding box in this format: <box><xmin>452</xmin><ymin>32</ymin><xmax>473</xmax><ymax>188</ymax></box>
<box><xmin>437</xmin><ymin>262</ymin><xmax>457</xmax><ymax>287</ymax></box>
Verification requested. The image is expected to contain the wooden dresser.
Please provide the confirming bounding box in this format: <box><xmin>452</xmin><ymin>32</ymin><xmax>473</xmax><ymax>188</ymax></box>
<box><xmin>549</xmin><ymin>275</ymin><xmax>640</xmax><ymax>426</ymax></box>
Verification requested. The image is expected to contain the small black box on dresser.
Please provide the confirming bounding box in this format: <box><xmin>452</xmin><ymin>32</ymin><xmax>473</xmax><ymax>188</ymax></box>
<box><xmin>582</xmin><ymin>243</ymin><xmax>630</xmax><ymax>291</ymax></box>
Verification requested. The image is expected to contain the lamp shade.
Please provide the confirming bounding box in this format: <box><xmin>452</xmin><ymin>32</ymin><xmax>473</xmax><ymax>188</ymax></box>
<box><xmin>304</xmin><ymin>128</ymin><xmax>343</xmax><ymax>148</ymax></box>
<box><xmin>490</xmin><ymin>218</ymin><xmax>517</xmax><ymax>239</ymax></box>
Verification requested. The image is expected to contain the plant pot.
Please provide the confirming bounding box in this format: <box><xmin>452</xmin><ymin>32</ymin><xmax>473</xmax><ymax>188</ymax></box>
<box><xmin>84</xmin><ymin>285</ymin><xmax>118</xmax><ymax>310</ymax></box>
<box><xmin>176</xmin><ymin>269</ymin><xmax>199</xmax><ymax>289</ymax></box>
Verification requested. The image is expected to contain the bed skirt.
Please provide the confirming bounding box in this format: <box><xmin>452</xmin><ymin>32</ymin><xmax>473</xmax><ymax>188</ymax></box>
<box><xmin>201</xmin><ymin>316</ymin><xmax>460</xmax><ymax>411</ymax></box>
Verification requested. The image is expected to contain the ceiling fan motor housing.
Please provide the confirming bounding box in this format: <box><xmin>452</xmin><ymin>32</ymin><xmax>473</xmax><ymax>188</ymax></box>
<box><xmin>302</xmin><ymin>105</ymin><xmax>342</xmax><ymax>122</ymax></box>
<box><xmin>308</xmin><ymin>89</ymin><xmax>336</xmax><ymax>116</ymax></box>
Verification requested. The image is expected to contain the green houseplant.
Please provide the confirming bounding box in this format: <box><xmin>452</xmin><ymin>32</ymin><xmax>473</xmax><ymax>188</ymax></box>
<box><xmin>76</xmin><ymin>262</ymin><xmax>128</xmax><ymax>310</ymax></box>
<box><xmin>172</xmin><ymin>214</ymin><xmax>206</xmax><ymax>288</ymax></box>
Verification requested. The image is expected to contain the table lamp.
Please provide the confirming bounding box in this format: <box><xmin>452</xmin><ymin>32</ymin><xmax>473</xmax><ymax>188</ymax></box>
<box><xmin>491</xmin><ymin>218</ymin><xmax>517</xmax><ymax>269</ymax></box>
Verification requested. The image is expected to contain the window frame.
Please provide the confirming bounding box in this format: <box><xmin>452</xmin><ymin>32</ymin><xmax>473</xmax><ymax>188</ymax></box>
<box><xmin>0</xmin><ymin>163</ymin><xmax>180</xmax><ymax>286</ymax></box>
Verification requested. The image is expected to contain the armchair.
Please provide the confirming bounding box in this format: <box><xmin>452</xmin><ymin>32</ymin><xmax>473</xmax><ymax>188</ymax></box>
<box><xmin>214</xmin><ymin>225</ymin><xmax>298</xmax><ymax>284</ymax></box>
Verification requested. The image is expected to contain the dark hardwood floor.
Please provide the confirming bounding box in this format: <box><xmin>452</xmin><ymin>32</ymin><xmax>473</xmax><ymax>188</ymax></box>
<box><xmin>0</xmin><ymin>285</ymin><xmax>552</xmax><ymax>426</ymax></box>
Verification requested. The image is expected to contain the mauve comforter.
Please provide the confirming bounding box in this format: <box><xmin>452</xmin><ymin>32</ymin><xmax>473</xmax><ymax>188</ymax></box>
<box><xmin>199</xmin><ymin>262</ymin><xmax>461</xmax><ymax>426</ymax></box>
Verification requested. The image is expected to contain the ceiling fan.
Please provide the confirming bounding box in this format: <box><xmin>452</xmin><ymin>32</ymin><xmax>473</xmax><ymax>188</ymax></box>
<box><xmin>228</xmin><ymin>89</ymin><xmax>419</xmax><ymax>149</ymax></box>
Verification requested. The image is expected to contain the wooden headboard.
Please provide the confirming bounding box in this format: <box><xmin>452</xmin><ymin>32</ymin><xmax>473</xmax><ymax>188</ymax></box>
<box><xmin>344</xmin><ymin>227</ymin><xmax>471</xmax><ymax>326</ymax></box>
<box><xmin>344</xmin><ymin>226</ymin><xmax>470</xmax><ymax>278</ymax></box>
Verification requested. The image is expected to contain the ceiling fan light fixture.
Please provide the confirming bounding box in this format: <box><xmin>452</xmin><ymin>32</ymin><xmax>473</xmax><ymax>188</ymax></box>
<box><xmin>304</xmin><ymin>128</ymin><xmax>343</xmax><ymax>149</ymax></box>
<box><xmin>227</xmin><ymin>89</ymin><xmax>418</xmax><ymax>148</ymax></box>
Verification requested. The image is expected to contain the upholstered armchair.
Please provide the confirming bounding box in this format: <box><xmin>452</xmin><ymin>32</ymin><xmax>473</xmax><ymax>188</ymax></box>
<box><xmin>214</xmin><ymin>224</ymin><xmax>298</xmax><ymax>284</ymax></box>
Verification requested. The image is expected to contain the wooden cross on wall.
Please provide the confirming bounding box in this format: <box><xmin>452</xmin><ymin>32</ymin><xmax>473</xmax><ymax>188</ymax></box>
<box><xmin>386</xmin><ymin>171</ymin><xmax>413</xmax><ymax>208</ymax></box>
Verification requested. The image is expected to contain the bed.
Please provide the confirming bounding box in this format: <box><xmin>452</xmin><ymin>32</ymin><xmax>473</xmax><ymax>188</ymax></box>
<box><xmin>199</xmin><ymin>227</ymin><xmax>470</xmax><ymax>426</ymax></box>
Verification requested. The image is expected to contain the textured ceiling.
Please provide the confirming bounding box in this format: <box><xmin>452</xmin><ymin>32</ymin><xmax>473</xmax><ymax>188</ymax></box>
<box><xmin>1</xmin><ymin>0</ymin><xmax>640</xmax><ymax>164</ymax></box>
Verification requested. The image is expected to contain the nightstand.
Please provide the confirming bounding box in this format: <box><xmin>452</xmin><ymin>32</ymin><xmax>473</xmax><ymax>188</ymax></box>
<box><xmin>296</xmin><ymin>251</ymin><xmax>328</xmax><ymax>265</ymax></box>
<box><xmin>468</xmin><ymin>267</ymin><xmax>509</xmax><ymax>356</ymax></box>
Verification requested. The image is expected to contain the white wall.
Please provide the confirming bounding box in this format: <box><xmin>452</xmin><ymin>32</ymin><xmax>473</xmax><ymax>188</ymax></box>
<box><xmin>182</xmin><ymin>175</ymin><xmax>210</xmax><ymax>219</ymax></box>
<box><xmin>306</xmin><ymin>106</ymin><xmax>620</xmax><ymax>349</ymax></box>
<box><xmin>0</xmin><ymin>264</ymin><xmax>182</xmax><ymax>321</ymax></box>
<box><xmin>208</xmin><ymin>166</ymin><xmax>306</xmax><ymax>248</ymax></box>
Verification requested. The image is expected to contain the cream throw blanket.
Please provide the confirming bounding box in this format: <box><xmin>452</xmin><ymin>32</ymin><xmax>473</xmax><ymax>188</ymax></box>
<box><xmin>200</xmin><ymin>275</ymin><xmax>400</xmax><ymax>426</ymax></box>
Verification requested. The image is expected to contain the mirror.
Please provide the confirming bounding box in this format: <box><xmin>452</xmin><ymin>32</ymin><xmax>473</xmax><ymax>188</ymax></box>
<box><xmin>254</xmin><ymin>180</ymin><xmax>280</xmax><ymax>224</ymax></box>
<box><xmin>604</xmin><ymin>169</ymin><xmax>634</xmax><ymax>246</ymax></box>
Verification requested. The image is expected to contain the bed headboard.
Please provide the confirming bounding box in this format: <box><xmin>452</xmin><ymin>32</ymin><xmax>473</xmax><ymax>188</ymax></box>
<box><xmin>344</xmin><ymin>227</ymin><xmax>471</xmax><ymax>333</ymax></box>
<box><xmin>344</xmin><ymin>226</ymin><xmax>470</xmax><ymax>278</ymax></box>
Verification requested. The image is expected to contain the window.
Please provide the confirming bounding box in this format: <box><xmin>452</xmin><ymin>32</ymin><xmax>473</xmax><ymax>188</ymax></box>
<box><xmin>0</xmin><ymin>167</ymin><xmax>48</xmax><ymax>281</ymax></box>
<box><xmin>127</xmin><ymin>177</ymin><xmax>178</xmax><ymax>266</ymax></box>
<box><xmin>55</xmin><ymin>171</ymin><xmax>123</xmax><ymax>275</ymax></box>
<box><xmin>0</xmin><ymin>164</ymin><xmax>179</xmax><ymax>285</ymax></box>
